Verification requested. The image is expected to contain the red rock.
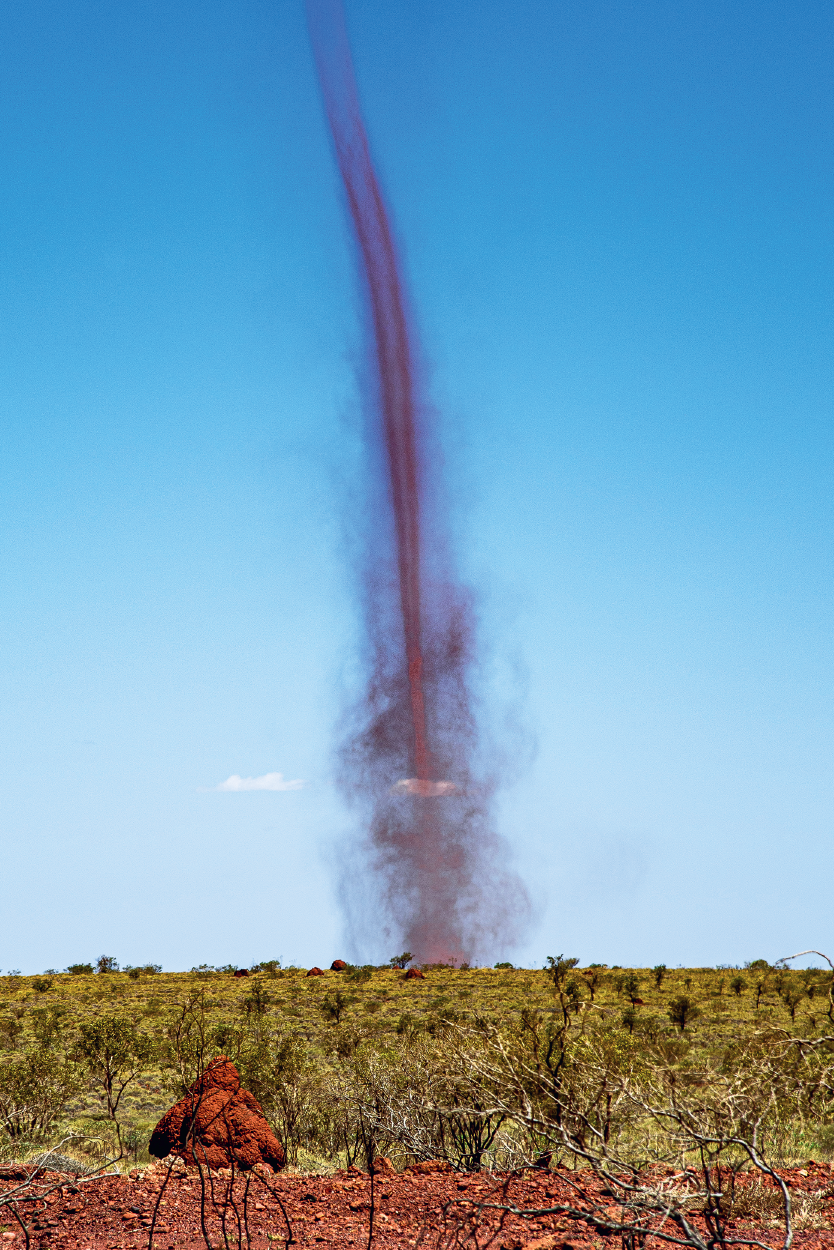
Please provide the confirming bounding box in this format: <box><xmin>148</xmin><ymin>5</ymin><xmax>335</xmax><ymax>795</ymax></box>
<box><xmin>149</xmin><ymin>1056</ymin><xmax>285</xmax><ymax>1172</ymax></box>
<box><xmin>371</xmin><ymin>1156</ymin><xmax>396</xmax><ymax>1175</ymax></box>
<box><xmin>330</xmin><ymin>959</ymin><xmax>347</xmax><ymax>971</ymax></box>
<box><xmin>307</xmin><ymin>967</ymin><xmax>325</xmax><ymax>977</ymax></box>
<box><xmin>404</xmin><ymin>967</ymin><xmax>424</xmax><ymax>980</ymax></box>
<box><xmin>407</xmin><ymin>1159</ymin><xmax>452</xmax><ymax>1174</ymax></box>
<box><xmin>233</xmin><ymin>969</ymin><xmax>249</xmax><ymax>978</ymax></box>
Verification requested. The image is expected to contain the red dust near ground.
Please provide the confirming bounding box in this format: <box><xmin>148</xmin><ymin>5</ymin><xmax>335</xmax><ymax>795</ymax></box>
<box><xmin>305</xmin><ymin>0</ymin><xmax>529</xmax><ymax>966</ymax></box>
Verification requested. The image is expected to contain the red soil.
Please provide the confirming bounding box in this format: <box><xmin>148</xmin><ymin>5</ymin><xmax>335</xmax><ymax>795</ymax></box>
<box><xmin>2</xmin><ymin>1161</ymin><xmax>833</xmax><ymax>1250</ymax></box>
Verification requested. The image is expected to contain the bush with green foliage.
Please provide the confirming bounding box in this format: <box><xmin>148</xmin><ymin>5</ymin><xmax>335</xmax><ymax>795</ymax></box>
<box><xmin>76</xmin><ymin>1015</ymin><xmax>154</xmax><ymax>1141</ymax></box>
<box><xmin>668</xmin><ymin>995</ymin><xmax>700</xmax><ymax>1032</ymax></box>
<box><xmin>544</xmin><ymin>954</ymin><xmax>579</xmax><ymax>989</ymax></box>
<box><xmin>0</xmin><ymin>1051</ymin><xmax>82</xmax><ymax>1140</ymax></box>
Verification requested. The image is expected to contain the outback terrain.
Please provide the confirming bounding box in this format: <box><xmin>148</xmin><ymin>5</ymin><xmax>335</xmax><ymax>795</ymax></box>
<box><xmin>1</xmin><ymin>958</ymin><xmax>832</xmax><ymax>1247</ymax></box>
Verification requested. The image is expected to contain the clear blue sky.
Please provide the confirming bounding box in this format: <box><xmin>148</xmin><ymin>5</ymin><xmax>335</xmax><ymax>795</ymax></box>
<box><xmin>1</xmin><ymin>0</ymin><xmax>831</xmax><ymax>971</ymax></box>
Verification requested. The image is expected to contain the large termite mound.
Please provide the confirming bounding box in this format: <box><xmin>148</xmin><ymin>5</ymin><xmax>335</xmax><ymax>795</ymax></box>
<box><xmin>149</xmin><ymin>1057</ymin><xmax>285</xmax><ymax>1171</ymax></box>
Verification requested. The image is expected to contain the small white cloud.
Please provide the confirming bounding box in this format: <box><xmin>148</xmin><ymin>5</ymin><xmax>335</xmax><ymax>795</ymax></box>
<box><xmin>390</xmin><ymin>778</ymin><xmax>457</xmax><ymax>797</ymax></box>
<box><xmin>209</xmin><ymin>772</ymin><xmax>306</xmax><ymax>793</ymax></box>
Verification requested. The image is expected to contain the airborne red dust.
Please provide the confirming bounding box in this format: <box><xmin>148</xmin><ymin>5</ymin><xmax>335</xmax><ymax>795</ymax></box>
<box><xmin>306</xmin><ymin>0</ymin><xmax>529</xmax><ymax>965</ymax></box>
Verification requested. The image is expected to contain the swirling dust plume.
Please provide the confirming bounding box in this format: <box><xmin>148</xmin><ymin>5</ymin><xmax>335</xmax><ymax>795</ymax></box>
<box><xmin>306</xmin><ymin>0</ymin><xmax>529</xmax><ymax>965</ymax></box>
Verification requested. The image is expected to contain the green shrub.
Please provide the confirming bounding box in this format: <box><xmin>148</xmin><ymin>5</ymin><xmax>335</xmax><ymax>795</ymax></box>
<box><xmin>32</xmin><ymin>978</ymin><xmax>52</xmax><ymax>994</ymax></box>
<box><xmin>0</xmin><ymin>1051</ymin><xmax>82</xmax><ymax>1140</ymax></box>
<box><xmin>32</xmin><ymin>1006</ymin><xmax>66</xmax><ymax>1048</ymax></box>
<box><xmin>77</xmin><ymin>1014</ymin><xmax>154</xmax><ymax>1121</ymax></box>
<box><xmin>65</xmin><ymin>964</ymin><xmax>93</xmax><ymax>975</ymax></box>
<box><xmin>251</xmin><ymin>960</ymin><xmax>281</xmax><ymax>974</ymax></box>
<box><xmin>241</xmin><ymin>983</ymin><xmax>272</xmax><ymax>1016</ymax></box>
<box><xmin>623</xmin><ymin>973</ymin><xmax>640</xmax><ymax>1004</ymax></box>
<box><xmin>621</xmin><ymin>1007</ymin><xmax>637</xmax><ymax>1034</ymax></box>
<box><xmin>668</xmin><ymin>995</ymin><xmax>700</xmax><ymax>1032</ymax></box>
<box><xmin>0</xmin><ymin>1017</ymin><xmax>22</xmax><ymax>1051</ymax></box>
<box><xmin>320</xmin><ymin>990</ymin><xmax>352</xmax><ymax>1025</ymax></box>
<box><xmin>346</xmin><ymin>965</ymin><xmax>375</xmax><ymax>982</ymax></box>
<box><xmin>545</xmin><ymin>955</ymin><xmax>579</xmax><ymax>988</ymax></box>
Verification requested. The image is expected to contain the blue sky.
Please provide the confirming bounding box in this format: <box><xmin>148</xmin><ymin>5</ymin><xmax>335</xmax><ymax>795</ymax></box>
<box><xmin>0</xmin><ymin>0</ymin><xmax>831</xmax><ymax>971</ymax></box>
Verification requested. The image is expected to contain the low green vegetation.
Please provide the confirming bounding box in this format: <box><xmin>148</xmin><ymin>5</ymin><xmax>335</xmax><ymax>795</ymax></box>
<box><xmin>0</xmin><ymin>956</ymin><xmax>831</xmax><ymax>1173</ymax></box>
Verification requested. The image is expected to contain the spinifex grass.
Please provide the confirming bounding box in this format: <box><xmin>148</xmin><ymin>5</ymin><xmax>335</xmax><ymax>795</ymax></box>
<box><xmin>0</xmin><ymin>961</ymin><xmax>830</xmax><ymax>1170</ymax></box>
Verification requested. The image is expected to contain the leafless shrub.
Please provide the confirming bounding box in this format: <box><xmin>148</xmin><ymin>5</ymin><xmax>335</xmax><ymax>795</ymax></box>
<box><xmin>0</xmin><ymin>1137</ymin><xmax>122</xmax><ymax>1250</ymax></box>
<box><xmin>399</xmin><ymin>960</ymin><xmax>834</xmax><ymax>1250</ymax></box>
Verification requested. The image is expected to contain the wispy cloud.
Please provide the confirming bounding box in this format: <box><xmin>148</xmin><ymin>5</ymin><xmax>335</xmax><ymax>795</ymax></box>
<box><xmin>206</xmin><ymin>772</ymin><xmax>306</xmax><ymax>793</ymax></box>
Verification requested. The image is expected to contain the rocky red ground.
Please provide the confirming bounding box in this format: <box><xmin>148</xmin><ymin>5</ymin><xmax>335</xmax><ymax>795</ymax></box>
<box><xmin>1</xmin><ymin>1160</ymin><xmax>833</xmax><ymax>1249</ymax></box>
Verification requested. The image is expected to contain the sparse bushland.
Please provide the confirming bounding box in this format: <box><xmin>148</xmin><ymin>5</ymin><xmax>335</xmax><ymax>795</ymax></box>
<box><xmin>0</xmin><ymin>951</ymin><xmax>832</xmax><ymax>1183</ymax></box>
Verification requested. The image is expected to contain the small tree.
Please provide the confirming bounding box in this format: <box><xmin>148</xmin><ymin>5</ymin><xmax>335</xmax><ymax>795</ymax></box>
<box><xmin>96</xmin><ymin>955</ymin><xmax>119</xmax><ymax>974</ymax></box>
<box><xmin>0</xmin><ymin>1050</ymin><xmax>82</xmax><ymax>1140</ymax></box>
<box><xmin>389</xmin><ymin>952</ymin><xmax>412</xmax><ymax>970</ymax></box>
<box><xmin>621</xmin><ymin>1007</ymin><xmax>637</xmax><ymax>1034</ymax></box>
<box><xmin>623</xmin><ymin>973</ymin><xmax>641</xmax><ymax>1005</ymax></box>
<box><xmin>652</xmin><ymin>964</ymin><xmax>667</xmax><ymax>989</ymax></box>
<box><xmin>667</xmin><ymin>995</ymin><xmax>700</xmax><ymax>1033</ymax></box>
<box><xmin>77</xmin><ymin>1015</ymin><xmax>153</xmax><ymax>1146</ymax></box>
<box><xmin>241</xmin><ymin>982</ymin><xmax>272</xmax><ymax>1016</ymax></box>
<box><xmin>545</xmin><ymin>954</ymin><xmax>579</xmax><ymax>990</ymax></box>
<box><xmin>582</xmin><ymin>967</ymin><xmax>602</xmax><ymax>1000</ymax></box>
<box><xmin>782</xmin><ymin>989</ymin><xmax>803</xmax><ymax>1022</ymax></box>
<box><xmin>730</xmin><ymin>975</ymin><xmax>747</xmax><ymax>996</ymax></box>
<box><xmin>320</xmin><ymin>990</ymin><xmax>352</xmax><ymax>1025</ymax></box>
<box><xmin>747</xmin><ymin>958</ymin><xmax>770</xmax><ymax>973</ymax></box>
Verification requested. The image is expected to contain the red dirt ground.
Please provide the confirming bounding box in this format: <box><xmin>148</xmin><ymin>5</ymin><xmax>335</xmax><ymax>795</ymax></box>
<box><xmin>2</xmin><ymin>1160</ymin><xmax>834</xmax><ymax>1249</ymax></box>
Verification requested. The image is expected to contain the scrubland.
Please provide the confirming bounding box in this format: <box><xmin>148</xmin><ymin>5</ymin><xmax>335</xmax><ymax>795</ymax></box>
<box><xmin>1</xmin><ymin>957</ymin><xmax>832</xmax><ymax>1174</ymax></box>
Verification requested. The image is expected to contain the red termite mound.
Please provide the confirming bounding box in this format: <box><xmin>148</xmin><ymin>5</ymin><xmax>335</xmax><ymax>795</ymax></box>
<box><xmin>307</xmin><ymin>967</ymin><xmax>325</xmax><ymax>977</ymax></box>
<box><xmin>404</xmin><ymin>967</ymin><xmax>425</xmax><ymax>980</ymax></box>
<box><xmin>330</xmin><ymin>959</ymin><xmax>347</xmax><ymax>971</ymax></box>
<box><xmin>149</xmin><ymin>1057</ymin><xmax>285</xmax><ymax>1172</ymax></box>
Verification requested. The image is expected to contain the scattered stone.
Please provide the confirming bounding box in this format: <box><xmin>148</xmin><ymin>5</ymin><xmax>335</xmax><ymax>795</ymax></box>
<box><xmin>149</xmin><ymin>1056</ymin><xmax>285</xmax><ymax>1171</ymax></box>
<box><xmin>26</xmin><ymin>1152</ymin><xmax>91</xmax><ymax>1175</ymax></box>
<box><xmin>407</xmin><ymin>1159</ymin><xmax>452</xmax><ymax>1174</ymax></box>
